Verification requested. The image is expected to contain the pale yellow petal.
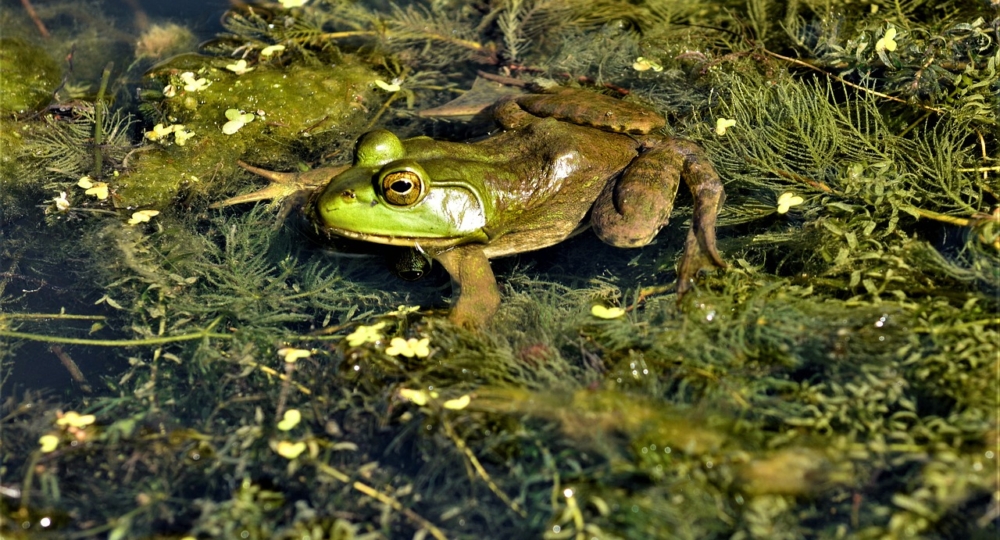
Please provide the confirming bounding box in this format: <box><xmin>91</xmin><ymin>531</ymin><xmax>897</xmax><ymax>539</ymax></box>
<box><xmin>442</xmin><ymin>395</ymin><xmax>471</xmax><ymax>410</ymax></box>
<box><xmin>398</xmin><ymin>388</ymin><xmax>429</xmax><ymax>406</ymax></box>
<box><xmin>39</xmin><ymin>434</ymin><xmax>60</xmax><ymax>453</ymax></box>
<box><xmin>591</xmin><ymin>305</ymin><xmax>626</xmax><ymax>319</ymax></box>
<box><xmin>275</xmin><ymin>440</ymin><xmax>307</xmax><ymax>459</ymax></box>
<box><xmin>277</xmin><ymin>409</ymin><xmax>302</xmax><ymax>431</ymax></box>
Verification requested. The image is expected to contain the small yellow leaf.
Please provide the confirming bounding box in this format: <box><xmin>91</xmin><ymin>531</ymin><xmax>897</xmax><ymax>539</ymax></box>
<box><xmin>876</xmin><ymin>27</ymin><xmax>898</xmax><ymax>53</ymax></box>
<box><xmin>222</xmin><ymin>110</ymin><xmax>254</xmax><ymax>135</ymax></box>
<box><xmin>715</xmin><ymin>118</ymin><xmax>737</xmax><ymax>136</ymax></box>
<box><xmin>275</xmin><ymin>440</ymin><xmax>307</xmax><ymax>459</ymax></box>
<box><xmin>145</xmin><ymin>123</ymin><xmax>176</xmax><ymax>141</ymax></box>
<box><xmin>398</xmin><ymin>388</ymin><xmax>429</xmax><ymax>406</ymax></box>
<box><xmin>77</xmin><ymin>176</ymin><xmax>94</xmax><ymax>189</ymax></box>
<box><xmin>345</xmin><ymin>321</ymin><xmax>386</xmax><ymax>347</ymax></box>
<box><xmin>279</xmin><ymin>0</ymin><xmax>308</xmax><ymax>7</ymax></box>
<box><xmin>277</xmin><ymin>347</ymin><xmax>311</xmax><ymax>363</ymax></box>
<box><xmin>388</xmin><ymin>305</ymin><xmax>420</xmax><ymax>316</ymax></box>
<box><xmin>57</xmin><ymin>411</ymin><xmax>96</xmax><ymax>428</ymax></box>
<box><xmin>277</xmin><ymin>409</ymin><xmax>301</xmax><ymax>431</ymax></box>
<box><xmin>260</xmin><ymin>45</ymin><xmax>286</xmax><ymax>57</ymax></box>
<box><xmin>385</xmin><ymin>337</ymin><xmax>430</xmax><ymax>358</ymax></box>
<box><xmin>442</xmin><ymin>394</ymin><xmax>471</xmax><ymax>410</ymax></box>
<box><xmin>180</xmin><ymin>72</ymin><xmax>210</xmax><ymax>92</ymax></box>
<box><xmin>777</xmin><ymin>192</ymin><xmax>805</xmax><ymax>214</ymax></box>
<box><xmin>127</xmin><ymin>210</ymin><xmax>160</xmax><ymax>226</ymax></box>
<box><xmin>591</xmin><ymin>305</ymin><xmax>626</xmax><ymax>319</ymax></box>
<box><xmin>174</xmin><ymin>128</ymin><xmax>195</xmax><ymax>146</ymax></box>
<box><xmin>375</xmin><ymin>79</ymin><xmax>401</xmax><ymax>92</ymax></box>
<box><xmin>225</xmin><ymin>59</ymin><xmax>254</xmax><ymax>75</ymax></box>
<box><xmin>39</xmin><ymin>434</ymin><xmax>60</xmax><ymax>453</ymax></box>
<box><xmin>632</xmin><ymin>57</ymin><xmax>663</xmax><ymax>72</ymax></box>
<box><xmin>222</xmin><ymin>119</ymin><xmax>245</xmax><ymax>135</ymax></box>
<box><xmin>85</xmin><ymin>182</ymin><xmax>109</xmax><ymax>200</ymax></box>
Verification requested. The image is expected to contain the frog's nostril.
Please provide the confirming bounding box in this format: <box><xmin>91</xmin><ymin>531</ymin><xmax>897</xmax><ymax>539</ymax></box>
<box><xmin>342</xmin><ymin>190</ymin><xmax>356</xmax><ymax>200</ymax></box>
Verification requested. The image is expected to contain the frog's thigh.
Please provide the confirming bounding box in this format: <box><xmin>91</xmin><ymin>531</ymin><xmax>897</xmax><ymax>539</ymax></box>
<box><xmin>435</xmin><ymin>245</ymin><xmax>501</xmax><ymax>328</ymax></box>
<box><xmin>591</xmin><ymin>145</ymin><xmax>684</xmax><ymax>247</ymax></box>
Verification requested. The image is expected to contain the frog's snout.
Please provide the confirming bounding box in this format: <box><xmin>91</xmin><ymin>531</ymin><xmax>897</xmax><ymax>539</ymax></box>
<box><xmin>341</xmin><ymin>189</ymin><xmax>356</xmax><ymax>200</ymax></box>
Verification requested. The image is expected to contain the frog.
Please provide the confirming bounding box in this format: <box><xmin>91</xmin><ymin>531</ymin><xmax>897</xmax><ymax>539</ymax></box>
<box><xmin>305</xmin><ymin>87</ymin><xmax>726</xmax><ymax>327</ymax></box>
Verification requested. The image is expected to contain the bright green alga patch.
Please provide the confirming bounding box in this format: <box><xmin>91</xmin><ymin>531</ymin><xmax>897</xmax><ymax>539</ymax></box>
<box><xmin>0</xmin><ymin>38</ymin><xmax>61</xmax><ymax>115</ymax></box>
<box><xmin>115</xmin><ymin>56</ymin><xmax>380</xmax><ymax>207</ymax></box>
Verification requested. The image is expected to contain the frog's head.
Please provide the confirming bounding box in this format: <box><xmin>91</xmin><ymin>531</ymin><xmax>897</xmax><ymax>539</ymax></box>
<box><xmin>313</xmin><ymin>130</ymin><xmax>489</xmax><ymax>248</ymax></box>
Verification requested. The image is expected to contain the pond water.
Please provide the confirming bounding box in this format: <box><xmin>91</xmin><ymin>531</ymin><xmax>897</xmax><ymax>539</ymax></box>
<box><xmin>1</xmin><ymin>0</ymin><xmax>998</xmax><ymax>538</ymax></box>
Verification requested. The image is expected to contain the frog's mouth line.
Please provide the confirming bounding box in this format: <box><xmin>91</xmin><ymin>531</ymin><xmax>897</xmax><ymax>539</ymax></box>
<box><xmin>321</xmin><ymin>225</ymin><xmax>466</xmax><ymax>250</ymax></box>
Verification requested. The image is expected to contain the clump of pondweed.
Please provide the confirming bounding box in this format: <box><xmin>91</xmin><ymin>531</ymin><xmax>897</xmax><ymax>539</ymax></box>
<box><xmin>3</xmin><ymin>0</ymin><xmax>1000</xmax><ymax>538</ymax></box>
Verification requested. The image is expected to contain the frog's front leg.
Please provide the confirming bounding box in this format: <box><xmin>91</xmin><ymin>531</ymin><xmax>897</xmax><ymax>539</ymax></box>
<box><xmin>591</xmin><ymin>138</ymin><xmax>725</xmax><ymax>295</ymax></box>
<box><xmin>434</xmin><ymin>244</ymin><xmax>501</xmax><ymax>328</ymax></box>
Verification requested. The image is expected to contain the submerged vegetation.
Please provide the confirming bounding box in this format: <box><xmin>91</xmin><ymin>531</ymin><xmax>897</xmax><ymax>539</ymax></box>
<box><xmin>1</xmin><ymin>0</ymin><xmax>998</xmax><ymax>538</ymax></box>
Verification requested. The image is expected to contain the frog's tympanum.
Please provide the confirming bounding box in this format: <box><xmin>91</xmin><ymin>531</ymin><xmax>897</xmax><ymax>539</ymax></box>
<box><xmin>308</xmin><ymin>88</ymin><xmax>726</xmax><ymax>327</ymax></box>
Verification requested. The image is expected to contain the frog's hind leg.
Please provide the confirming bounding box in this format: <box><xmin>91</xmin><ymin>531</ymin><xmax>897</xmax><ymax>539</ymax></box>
<box><xmin>671</xmin><ymin>140</ymin><xmax>726</xmax><ymax>296</ymax></box>
<box><xmin>591</xmin><ymin>139</ymin><xmax>725</xmax><ymax>294</ymax></box>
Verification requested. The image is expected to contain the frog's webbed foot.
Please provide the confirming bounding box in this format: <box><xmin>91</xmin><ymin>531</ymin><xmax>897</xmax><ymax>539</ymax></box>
<box><xmin>418</xmin><ymin>76</ymin><xmax>527</xmax><ymax>123</ymax></box>
<box><xmin>210</xmin><ymin>161</ymin><xmax>350</xmax><ymax>209</ymax></box>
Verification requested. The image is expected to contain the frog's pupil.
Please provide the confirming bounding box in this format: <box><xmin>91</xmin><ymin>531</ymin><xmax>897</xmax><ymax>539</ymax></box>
<box><xmin>391</xmin><ymin>180</ymin><xmax>412</xmax><ymax>193</ymax></box>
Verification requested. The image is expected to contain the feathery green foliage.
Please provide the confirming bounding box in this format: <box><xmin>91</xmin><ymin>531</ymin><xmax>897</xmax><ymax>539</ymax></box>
<box><xmin>1</xmin><ymin>0</ymin><xmax>998</xmax><ymax>538</ymax></box>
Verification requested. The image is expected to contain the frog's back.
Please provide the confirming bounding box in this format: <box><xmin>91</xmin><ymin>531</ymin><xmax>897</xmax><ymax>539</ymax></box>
<box><xmin>470</xmin><ymin>119</ymin><xmax>639</xmax><ymax>257</ymax></box>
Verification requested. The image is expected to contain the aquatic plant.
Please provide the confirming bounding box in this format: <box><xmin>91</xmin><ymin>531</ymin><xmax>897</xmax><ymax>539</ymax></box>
<box><xmin>1</xmin><ymin>0</ymin><xmax>997</xmax><ymax>538</ymax></box>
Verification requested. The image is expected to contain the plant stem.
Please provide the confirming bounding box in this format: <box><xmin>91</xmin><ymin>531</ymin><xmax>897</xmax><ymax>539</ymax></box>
<box><xmin>763</xmin><ymin>49</ymin><xmax>944</xmax><ymax>114</ymax></box>
<box><xmin>352</xmin><ymin>481</ymin><xmax>449</xmax><ymax>540</ymax></box>
<box><xmin>93</xmin><ymin>62</ymin><xmax>113</xmax><ymax>178</ymax></box>
<box><xmin>0</xmin><ymin>313</ymin><xmax>106</xmax><ymax>321</ymax></box>
<box><xmin>19</xmin><ymin>0</ymin><xmax>49</xmax><ymax>38</ymax></box>
<box><xmin>0</xmin><ymin>329</ymin><xmax>231</xmax><ymax>347</ymax></box>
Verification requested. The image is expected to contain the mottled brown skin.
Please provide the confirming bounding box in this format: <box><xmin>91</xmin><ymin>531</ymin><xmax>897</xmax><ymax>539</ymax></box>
<box><xmin>246</xmin><ymin>87</ymin><xmax>727</xmax><ymax>327</ymax></box>
<box><xmin>425</xmin><ymin>89</ymin><xmax>726</xmax><ymax>326</ymax></box>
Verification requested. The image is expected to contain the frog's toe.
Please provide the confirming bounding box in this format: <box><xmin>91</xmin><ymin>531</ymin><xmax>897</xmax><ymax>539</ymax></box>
<box><xmin>676</xmin><ymin>225</ymin><xmax>726</xmax><ymax>297</ymax></box>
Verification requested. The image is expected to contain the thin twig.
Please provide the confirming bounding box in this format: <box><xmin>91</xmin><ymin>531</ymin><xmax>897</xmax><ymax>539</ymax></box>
<box><xmin>767</xmin><ymin>166</ymin><xmax>837</xmax><ymax>194</ymax></box>
<box><xmin>254</xmin><ymin>363</ymin><xmax>312</xmax><ymax>396</ymax></box>
<box><xmin>0</xmin><ymin>329</ymin><xmax>231</xmax><ymax>347</ymax></box>
<box><xmin>763</xmin><ymin>49</ymin><xmax>945</xmax><ymax>114</ymax></box>
<box><xmin>352</xmin><ymin>481</ymin><xmax>449</xmax><ymax>540</ymax></box>
<box><xmin>311</xmin><ymin>30</ymin><xmax>484</xmax><ymax>52</ymax></box>
<box><xmin>0</xmin><ymin>313</ymin><xmax>105</xmax><ymax>321</ymax></box>
<box><xmin>50</xmin><ymin>345</ymin><xmax>93</xmax><ymax>393</ymax></box>
<box><xmin>363</xmin><ymin>67</ymin><xmax>411</xmax><ymax>131</ymax></box>
<box><xmin>905</xmin><ymin>206</ymin><xmax>971</xmax><ymax>226</ymax></box>
<box><xmin>93</xmin><ymin>63</ymin><xmax>114</xmax><ymax>178</ymax></box>
<box><xmin>19</xmin><ymin>0</ymin><xmax>49</xmax><ymax>38</ymax></box>
<box><xmin>441</xmin><ymin>417</ymin><xmax>527</xmax><ymax>517</ymax></box>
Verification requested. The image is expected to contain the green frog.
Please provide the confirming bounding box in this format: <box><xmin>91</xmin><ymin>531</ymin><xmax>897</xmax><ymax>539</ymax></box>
<box><xmin>306</xmin><ymin>88</ymin><xmax>726</xmax><ymax>327</ymax></box>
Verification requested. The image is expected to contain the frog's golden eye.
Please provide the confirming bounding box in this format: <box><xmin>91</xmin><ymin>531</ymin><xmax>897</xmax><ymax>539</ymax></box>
<box><xmin>381</xmin><ymin>170</ymin><xmax>423</xmax><ymax>206</ymax></box>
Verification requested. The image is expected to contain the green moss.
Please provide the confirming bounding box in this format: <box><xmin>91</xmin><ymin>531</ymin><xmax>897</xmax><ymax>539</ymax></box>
<box><xmin>0</xmin><ymin>118</ymin><xmax>32</xmax><ymax>223</ymax></box>
<box><xmin>114</xmin><ymin>57</ymin><xmax>380</xmax><ymax>208</ymax></box>
<box><xmin>0</xmin><ymin>38</ymin><xmax>61</xmax><ymax>115</ymax></box>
